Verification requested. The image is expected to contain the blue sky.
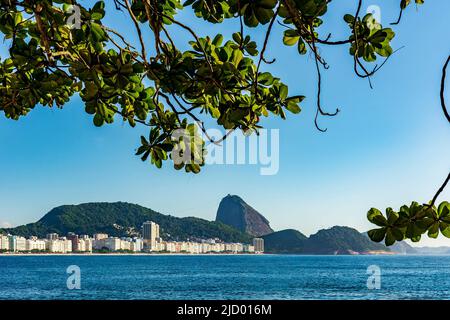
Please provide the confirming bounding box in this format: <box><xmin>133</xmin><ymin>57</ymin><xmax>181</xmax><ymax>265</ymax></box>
<box><xmin>0</xmin><ymin>1</ymin><xmax>449</xmax><ymax>246</ymax></box>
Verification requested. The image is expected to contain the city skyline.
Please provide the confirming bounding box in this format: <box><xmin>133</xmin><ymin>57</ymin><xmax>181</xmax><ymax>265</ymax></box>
<box><xmin>0</xmin><ymin>220</ymin><xmax>264</xmax><ymax>254</ymax></box>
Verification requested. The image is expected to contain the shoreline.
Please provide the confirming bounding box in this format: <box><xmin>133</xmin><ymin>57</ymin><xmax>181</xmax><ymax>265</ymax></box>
<box><xmin>3</xmin><ymin>253</ymin><xmax>449</xmax><ymax>257</ymax></box>
<box><xmin>0</xmin><ymin>252</ymin><xmax>400</xmax><ymax>257</ymax></box>
<box><xmin>0</xmin><ymin>252</ymin><xmax>264</xmax><ymax>257</ymax></box>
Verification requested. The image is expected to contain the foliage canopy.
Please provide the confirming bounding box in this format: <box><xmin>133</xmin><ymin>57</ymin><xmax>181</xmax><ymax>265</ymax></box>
<box><xmin>0</xmin><ymin>0</ymin><xmax>414</xmax><ymax>172</ymax></box>
<box><xmin>367</xmin><ymin>201</ymin><xmax>450</xmax><ymax>246</ymax></box>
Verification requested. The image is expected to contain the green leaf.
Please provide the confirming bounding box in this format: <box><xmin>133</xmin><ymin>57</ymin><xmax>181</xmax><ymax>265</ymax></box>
<box><xmin>438</xmin><ymin>201</ymin><xmax>450</xmax><ymax>218</ymax></box>
<box><xmin>232</xmin><ymin>32</ymin><xmax>242</xmax><ymax>44</ymax></box>
<box><xmin>212</xmin><ymin>34</ymin><xmax>224</xmax><ymax>46</ymax></box>
<box><xmin>406</xmin><ymin>223</ymin><xmax>424</xmax><ymax>239</ymax></box>
<box><xmin>368</xmin><ymin>228</ymin><xmax>386</xmax><ymax>243</ymax></box>
<box><xmin>279</xmin><ymin>84</ymin><xmax>288</xmax><ymax>99</ymax></box>
<box><xmin>367</xmin><ymin>208</ymin><xmax>387</xmax><ymax>226</ymax></box>
<box><xmin>283</xmin><ymin>30</ymin><xmax>300</xmax><ymax>46</ymax></box>
<box><xmin>90</xmin><ymin>22</ymin><xmax>107</xmax><ymax>42</ymax></box>
<box><xmin>386</xmin><ymin>208</ymin><xmax>399</xmax><ymax>225</ymax></box>
<box><xmin>385</xmin><ymin>229</ymin><xmax>396</xmax><ymax>246</ymax></box>
<box><xmin>428</xmin><ymin>222</ymin><xmax>439</xmax><ymax>239</ymax></box>
<box><xmin>91</xmin><ymin>12</ymin><xmax>104</xmax><ymax>20</ymax></box>
<box><xmin>440</xmin><ymin>222</ymin><xmax>450</xmax><ymax>238</ymax></box>
<box><xmin>391</xmin><ymin>227</ymin><xmax>404</xmax><ymax>241</ymax></box>
<box><xmin>343</xmin><ymin>14</ymin><xmax>354</xmax><ymax>24</ymax></box>
<box><xmin>297</xmin><ymin>39</ymin><xmax>307</xmax><ymax>55</ymax></box>
<box><xmin>93</xmin><ymin>114</ymin><xmax>104</xmax><ymax>127</ymax></box>
<box><xmin>258</xmin><ymin>72</ymin><xmax>274</xmax><ymax>85</ymax></box>
<box><xmin>285</xmin><ymin>101</ymin><xmax>301</xmax><ymax>114</ymax></box>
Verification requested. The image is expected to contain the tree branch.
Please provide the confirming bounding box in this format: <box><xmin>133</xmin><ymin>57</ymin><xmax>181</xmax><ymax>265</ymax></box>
<box><xmin>426</xmin><ymin>55</ymin><xmax>450</xmax><ymax>207</ymax></box>
<box><xmin>440</xmin><ymin>55</ymin><xmax>450</xmax><ymax>123</ymax></box>
<box><xmin>429</xmin><ymin>172</ymin><xmax>450</xmax><ymax>208</ymax></box>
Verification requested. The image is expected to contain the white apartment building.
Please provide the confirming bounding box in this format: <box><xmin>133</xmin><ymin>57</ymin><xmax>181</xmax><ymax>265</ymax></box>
<box><xmin>77</xmin><ymin>239</ymin><xmax>93</xmax><ymax>252</ymax></box>
<box><xmin>160</xmin><ymin>241</ymin><xmax>176</xmax><ymax>253</ymax></box>
<box><xmin>187</xmin><ymin>242</ymin><xmax>200</xmax><ymax>254</ymax></box>
<box><xmin>93</xmin><ymin>238</ymin><xmax>105</xmax><ymax>250</ymax></box>
<box><xmin>0</xmin><ymin>235</ymin><xmax>9</xmax><ymax>251</ymax></box>
<box><xmin>130</xmin><ymin>239</ymin><xmax>144</xmax><ymax>252</ymax></box>
<box><xmin>209</xmin><ymin>243</ymin><xmax>223</xmax><ymax>253</ymax></box>
<box><xmin>46</xmin><ymin>233</ymin><xmax>59</xmax><ymax>240</ymax></box>
<box><xmin>93</xmin><ymin>237</ymin><xmax>119</xmax><ymax>251</ymax></box>
<box><xmin>9</xmin><ymin>235</ymin><xmax>27</xmax><ymax>252</ymax></box>
<box><xmin>217</xmin><ymin>243</ymin><xmax>225</xmax><ymax>252</ymax></box>
<box><xmin>223</xmin><ymin>243</ymin><xmax>244</xmax><ymax>253</ymax></box>
<box><xmin>120</xmin><ymin>239</ymin><xmax>131</xmax><ymax>251</ymax></box>
<box><xmin>26</xmin><ymin>239</ymin><xmax>46</xmax><ymax>251</ymax></box>
<box><xmin>201</xmin><ymin>242</ymin><xmax>211</xmax><ymax>253</ymax></box>
<box><xmin>180</xmin><ymin>241</ymin><xmax>190</xmax><ymax>253</ymax></box>
<box><xmin>46</xmin><ymin>239</ymin><xmax>72</xmax><ymax>253</ymax></box>
<box><xmin>243</xmin><ymin>244</ymin><xmax>255</xmax><ymax>253</ymax></box>
<box><xmin>104</xmin><ymin>237</ymin><xmax>121</xmax><ymax>251</ymax></box>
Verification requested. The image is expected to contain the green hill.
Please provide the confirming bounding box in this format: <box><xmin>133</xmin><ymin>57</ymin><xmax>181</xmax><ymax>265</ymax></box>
<box><xmin>303</xmin><ymin>226</ymin><xmax>388</xmax><ymax>254</ymax></box>
<box><xmin>263</xmin><ymin>226</ymin><xmax>389</xmax><ymax>254</ymax></box>
<box><xmin>263</xmin><ymin>229</ymin><xmax>308</xmax><ymax>253</ymax></box>
<box><xmin>4</xmin><ymin>202</ymin><xmax>252</xmax><ymax>243</ymax></box>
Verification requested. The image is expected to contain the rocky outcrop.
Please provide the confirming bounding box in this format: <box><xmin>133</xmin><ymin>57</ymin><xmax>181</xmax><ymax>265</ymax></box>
<box><xmin>215</xmin><ymin>195</ymin><xmax>274</xmax><ymax>237</ymax></box>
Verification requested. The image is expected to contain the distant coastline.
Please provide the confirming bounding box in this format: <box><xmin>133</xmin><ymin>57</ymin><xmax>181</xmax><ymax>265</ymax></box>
<box><xmin>0</xmin><ymin>250</ymin><xmax>395</xmax><ymax>256</ymax></box>
<box><xmin>0</xmin><ymin>201</ymin><xmax>390</xmax><ymax>255</ymax></box>
<box><xmin>0</xmin><ymin>252</ymin><xmax>265</xmax><ymax>257</ymax></box>
<box><xmin>5</xmin><ymin>200</ymin><xmax>448</xmax><ymax>256</ymax></box>
<box><xmin>4</xmin><ymin>251</ymin><xmax>450</xmax><ymax>256</ymax></box>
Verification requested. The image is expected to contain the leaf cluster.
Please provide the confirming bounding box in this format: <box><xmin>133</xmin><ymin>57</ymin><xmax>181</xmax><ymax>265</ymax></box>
<box><xmin>368</xmin><ymin>201</ymin><xmax>450</xmax><ymax>246</ymax></box>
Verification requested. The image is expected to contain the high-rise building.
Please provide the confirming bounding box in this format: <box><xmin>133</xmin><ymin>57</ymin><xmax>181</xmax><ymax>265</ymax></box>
<box><xmin>78</xmin><ymin>238</ymin><xmax>93</xmax><ymax>252</ymax></box>
<box><xmin>142</xmin><ymin>221</ymin><xmax>159</xmax><ymax>251</ymax></box>
<box><xmin>93</xmin><ymin>238</ymin><xmax>106</xmax><ymax>250</ymax></box>
<box><xmin>130</xmin><ymin>238</ymin><xmax>143</xmax><ymax>252</ymax></box>
<box><xmin>253</xmin><ymin>238</ymin><xmax>264</xmax><ymax>253</ymax></box>
<box><xmin>46</xmin><ymin>239</ymin><xmax>72</xmax><ymax>253</ymax></box>
<box><xmin>46</xmin><ymin>233</ymin><xmax>59</xmax><ymax>241</ymax></box>
<box><xmin>119</xmin><ymin>239</ymin><xmax>131</xmax><ymax>251</ymax></box>
<box><xmin>8</xmin><ymin>235</ymin><xmax>27</xmax><ymax>252</ymax></box>
<box><xmin>0</xmin><ymin>235</ymin><xmax>9</xmax><ymax>251</ymax></box>
<box><xmin>104</xmin><ymin>237</ymin><xmax>121</xmax><ymax>251</ymax></box>
<box><xmin>26</xmin><ymin>239</ymin><xmax>46</xmax><ymax>251</ymax></box>
<box><xmin>67</xmin><ymin>232</ymin><xmax>79</xmax><ymax>251</ymax></box>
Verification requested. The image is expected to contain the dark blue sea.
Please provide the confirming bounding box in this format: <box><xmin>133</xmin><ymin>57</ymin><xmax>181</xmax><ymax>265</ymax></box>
<box><xmin>1</xmin><ymin>255</ymin><xmax>449</xmax><ymax>300</ymax></box>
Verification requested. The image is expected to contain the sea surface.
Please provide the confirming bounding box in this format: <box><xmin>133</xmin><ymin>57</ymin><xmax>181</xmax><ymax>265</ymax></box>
<box><xmin>1</xmin><ymin>254</ymin><xmax>450</xmax><ymax>300</ymax></box>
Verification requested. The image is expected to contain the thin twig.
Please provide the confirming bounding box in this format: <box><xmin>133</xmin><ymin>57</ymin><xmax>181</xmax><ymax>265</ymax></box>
<box><xmin>440</xmin><ymin>55</ymin><xmax>450</xmax><ymax>123</ymax></box>
<box><xmin>428</xmin><ymin>172</ymin><xmax>450</xmax><ymax>208</ymax></box>
<box><xmin>124</xmin><ymin>0</ymin><xmax>148</xmax><ymax>64</ymax></box>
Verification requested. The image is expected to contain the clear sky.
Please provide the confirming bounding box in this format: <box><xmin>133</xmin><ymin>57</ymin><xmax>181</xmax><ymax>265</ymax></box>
<box><xmin>0</xmin><ymin>0</ymin><xmax>449</xmax><ymax>246</ymax></box>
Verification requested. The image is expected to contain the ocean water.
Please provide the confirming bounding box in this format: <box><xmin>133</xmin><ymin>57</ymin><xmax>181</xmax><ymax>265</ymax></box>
<box><xmin>1</xmin><ymin>255</ymin><xmax>450</xmax><ymax>300</ymax></box>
